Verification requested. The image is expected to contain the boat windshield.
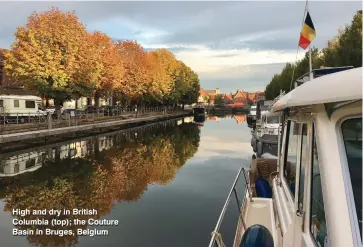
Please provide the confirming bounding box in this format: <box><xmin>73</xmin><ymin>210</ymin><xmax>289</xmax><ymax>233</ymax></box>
<box><xmin>261</xmin><ymin>106</ymin><xmax>268</xmax><ymax>111</ymax></box>
<box><xmin>342</xmin><ymin>117</ymin><xmax>362</xmax><ymax>240</ymax></box>
<box><xmin>267</xmin><ymin>116</ymin><xmax>280</xmax><ymax>124</ymax></box>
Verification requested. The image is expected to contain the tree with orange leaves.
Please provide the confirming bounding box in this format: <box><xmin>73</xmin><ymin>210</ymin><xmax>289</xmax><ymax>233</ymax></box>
<box><xmin>88</xmin><ymin>31</ymin><xmax>124</xmax><ymax>107</ymax></box>
<box><xmin>143</xmin><ymin>51</ymin><xmax>171</xmax><ymax>103</ymax></box>
<box><xmin>4</xmin><ymin>8</ymin><xmax>99</xmax><ymax>111</ymax></box>
<box><xmin>115</xmin><ymin>40</ymin><xmax>149</xmax><ymax>102</ymax></box>
<box><xmin>152</xmin><ymin>49</ymin><xmax>183</xmax><ymax>105</ymax></box>
<box><xmin>4</xmin><ymin>8</ymin><xmax>201</xmax><ymax>108</ymax></box>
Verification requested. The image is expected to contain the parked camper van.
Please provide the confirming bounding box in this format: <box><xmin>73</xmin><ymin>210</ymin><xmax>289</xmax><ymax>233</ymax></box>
<box><xmin>0</xmin><ymin>95</ymin><xmax>47</xmax><ymax>123</ymax></box>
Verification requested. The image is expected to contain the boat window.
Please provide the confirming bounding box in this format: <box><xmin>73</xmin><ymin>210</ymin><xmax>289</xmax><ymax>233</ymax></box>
<box><xmin>261</xmin><ymin>106</ymin><xmax>268</xmax><ymax>111</ymax></box>
<box><xmin>267</xmin><ymin>116</ymin><xmax>280</xmax><ymax>124</ymax></box>
<box><xmin>14</xmin><ymin>163</ymin><xmax>19</xmax><ymax>174</ymax></box>
<box><xmin>283</xmin><ymin>120</ymin><xmax>299</xmax><ymax>198</ymax></box>
<box><xmin>25</xmin><ymin>158</ymin><xmax>36</xmax><ymax>169</ymax></box>
<box><xmin>14</xmin><ymin>100</ymin><xmax>19</xmax><ymax>108</ymax></box>
<box><xmin>341</xmin><ymin>117</ymin><xmax>362</xmax><ymax>240</ymax></box>
<box><xmin>298</xmin><ymin>124</ymin><xmax>308</xmax><ymax>213</ymax></box>
<box><xmin>310</xmin><ymin>126</ymin><xmax>328</xmax><ymax>247</ymax></box>
<box><xmin>25</xmin><ymin>100</ymin><xmax>35</xmax><ymax>108</ymax></box>
<box><xmin>0</xmin><ymin>99</ymin><xmax>3</xmax><ymax>107</ymax></box>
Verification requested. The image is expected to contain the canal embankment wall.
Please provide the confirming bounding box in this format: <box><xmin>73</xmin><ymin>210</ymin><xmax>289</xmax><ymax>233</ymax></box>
<box><xmin>0</xmin><ymin>110</ymin><xmax>191</xmax><ymax>145</ymax></box>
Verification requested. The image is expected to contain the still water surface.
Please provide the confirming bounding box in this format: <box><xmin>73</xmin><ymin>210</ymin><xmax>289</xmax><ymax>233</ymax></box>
<box><xmin>0</xmin><ymin>115</ymin><xmax>253</xmax><ymax>247</ymax></box>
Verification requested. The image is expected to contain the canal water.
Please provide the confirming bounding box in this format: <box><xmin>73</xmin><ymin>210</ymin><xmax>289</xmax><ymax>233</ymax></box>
<box><xmin>0</xmin><ymin>114</ymin><xmax>254</xmax><ymax>247</ymax></box>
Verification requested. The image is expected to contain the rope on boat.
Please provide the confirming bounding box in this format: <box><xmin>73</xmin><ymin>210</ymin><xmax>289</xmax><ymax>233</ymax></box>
<box><xmin>211</xmin><ymin>231</ymin><xmax>226</xmax><ymax>247</ymax></box>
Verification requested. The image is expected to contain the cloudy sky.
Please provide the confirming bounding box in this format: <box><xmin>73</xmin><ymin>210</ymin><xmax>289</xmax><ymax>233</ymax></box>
<box><xmin>0</xmin><ymin>1</ymin><xmax>360</xmax><ymax>93</ymax></box>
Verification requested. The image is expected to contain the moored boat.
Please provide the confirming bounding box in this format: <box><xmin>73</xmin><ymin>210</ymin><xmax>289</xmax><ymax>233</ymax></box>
<box><xmin>193</xmin><ymin>104</ymin><xmax>207</xmax><ymax>122</ymax></box>
<box><xmin>246</xmin><ymin>104</ymin><xmax>257</xmax><ymax>127</ymax></box>
<box><xmin>208</xmin><ymin>67</ymin><xmax>362</xmax><ymax>247</ymax></box>
<box><xmin>251</xmin><ymin>111</ymin><xmax>281</xmax><ymax>157</ymax></box>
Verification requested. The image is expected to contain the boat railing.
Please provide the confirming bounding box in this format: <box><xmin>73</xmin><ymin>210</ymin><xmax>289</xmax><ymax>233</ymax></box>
<box><xmin>268</xmin><ymin>92</ymin><xmax>286</xmax><ymax>112</ymax></box>
<box><xmin>208</xmin><ymin>167</ymin><xmax>253</xmax><ymax>247</ymax></box>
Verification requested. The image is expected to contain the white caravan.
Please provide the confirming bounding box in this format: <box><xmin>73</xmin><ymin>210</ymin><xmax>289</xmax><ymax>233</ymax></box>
<box><xmin>0</xmin><ymin>95</ymin><xmax>47</xmax><ymax>120</ymax></box>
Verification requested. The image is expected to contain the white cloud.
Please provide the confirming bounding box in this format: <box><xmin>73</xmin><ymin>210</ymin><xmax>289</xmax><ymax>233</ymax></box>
<box><xmin>176</xmin><ymin>45</ymin><xmax>304</xmax><ymax>74</ymax></box>
<box><xmin>88</xmin><ymin>17</ymin><xmax>170</xmax><ymax>43</ymax></box>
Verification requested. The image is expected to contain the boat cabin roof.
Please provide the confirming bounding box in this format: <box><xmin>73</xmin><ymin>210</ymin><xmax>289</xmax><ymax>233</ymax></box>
<box><xmin>272</xmin><ymin>67</ymin><xmax>362</xmax><ymax>112</ymax></box>
<box><xmin>0</xmin><ymin>95</ymin><xmax>42</xmax><ymax>101</ymax></box>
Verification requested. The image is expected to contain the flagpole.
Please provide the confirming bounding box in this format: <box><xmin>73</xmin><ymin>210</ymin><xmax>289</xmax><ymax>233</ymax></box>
<box><xmin>307</xmin><ymin>0</ymin><xmax>313</xmax><ymax>81</ymax></box>
<box><xmin>309</xmin><ymin>46</ymin><xmax>313</xmax><ymax>80</ymax></box>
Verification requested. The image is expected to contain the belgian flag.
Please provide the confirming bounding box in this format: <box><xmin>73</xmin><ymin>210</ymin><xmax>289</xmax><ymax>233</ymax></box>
<box><xmin>298</xmin><ymin>11</ymin><xmax>316</xmax><ymax>49</ymax></box>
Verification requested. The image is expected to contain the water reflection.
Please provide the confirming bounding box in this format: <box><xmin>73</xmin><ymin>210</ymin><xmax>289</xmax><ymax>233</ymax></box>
<box><xmin>194</xmin><ymin>113</ymin><xmax>247</xmax><ymax>127</ymax></box>
<box><xmin>205</xmin><ymin>114</ymin><xmax>246</xmax><ymax>124</ymax></box>
<box><xmin>0</xmin><ymin>118</ymin><xmax>200</xmax><ymax>247</ymax></box>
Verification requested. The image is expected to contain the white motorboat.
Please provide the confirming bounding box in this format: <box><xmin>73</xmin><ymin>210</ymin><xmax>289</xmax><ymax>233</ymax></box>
<box><xmin>209</xmin><ymin>67</ymin><xmax>362</xmax><ymax>247</ymax></box>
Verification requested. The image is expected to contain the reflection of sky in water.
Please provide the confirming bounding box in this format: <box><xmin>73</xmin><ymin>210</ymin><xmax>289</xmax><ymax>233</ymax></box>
<box><xmin>191</xmin><ymin>116</ymin><xmax>252</xmax><ymax>165</ymax></box>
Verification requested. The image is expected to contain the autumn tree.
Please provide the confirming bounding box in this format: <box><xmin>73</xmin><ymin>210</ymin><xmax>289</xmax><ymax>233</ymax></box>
<box><xmin>3</xmin><ymin>8</ymin><xmax>201</xmax><ymax>109</ymax></box>
<box><xmin>88</xmin><ymin>32</ymin><xmax>124</xmax><ymax>108</ymax></box>
<box><xmin>142</xmin><ymin>51</ymin><xmax>172</xmax><ymax>104</ymax></box>
<box><xmin>153</xmin><ymin>49</ymin><xmax>183</xmax><ymax>105</ymax></box>
<box><xmin>177</xmin><ymin>63</ymin><xmax>199</xmax><ymax>107</ymax></box>
<box><xmin>153</xmin><ymin>49</ymin><xmax>201</xmax><ymax>106</ymax></box>
<box><xmin>115</xmin><ymin>40</ymin><xmax>149</xmax><ymax>104</ymax></box>
<box><xmin>184</xmin><ymin>69</ymin><xmax>201</xmax><ymax>105</ymax></box>
<box><xmin>4</xmin><ymin>8</ymin><xmax>99</xmax><ymax>112</ymax></box>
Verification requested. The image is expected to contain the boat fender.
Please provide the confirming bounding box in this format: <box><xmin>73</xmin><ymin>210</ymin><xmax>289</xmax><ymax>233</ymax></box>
<box><xmin>240</xmin><ymin>224</ymin><xmax>274</xmax><ymax>247</ymax></box>
<box><xmin>255</xmin><ymin>178</ymin><xmax>272</xmax><ymax>198</ymax></box>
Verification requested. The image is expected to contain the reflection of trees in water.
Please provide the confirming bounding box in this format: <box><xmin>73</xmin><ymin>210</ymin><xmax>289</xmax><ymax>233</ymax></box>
<box><xmin>1</xmin><ymin>122</ymin><xmax>200</xmax><ymax>247</ymax></box>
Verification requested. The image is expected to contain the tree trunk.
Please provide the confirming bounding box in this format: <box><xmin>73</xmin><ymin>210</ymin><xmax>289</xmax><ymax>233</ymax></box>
<box><xmin>109</xmin><ymin>91</ymin><xmax>113</xmax><ymax>106</ymax></box>
<box><xmin>55</xmin><ymin>99</ymin><xmax>62</xmax><ymax>118</ymax></box>
<box><xmin>95</xmin><ymin>91</ymin><xmax>100</xmax><ymax>110</ymax></box>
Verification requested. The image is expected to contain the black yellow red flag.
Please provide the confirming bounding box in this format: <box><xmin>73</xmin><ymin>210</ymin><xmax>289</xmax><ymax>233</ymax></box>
<box><xmin>298</xmin><ymin>11</ymin><xmax>316</xmax><ymax>49</ymax></box>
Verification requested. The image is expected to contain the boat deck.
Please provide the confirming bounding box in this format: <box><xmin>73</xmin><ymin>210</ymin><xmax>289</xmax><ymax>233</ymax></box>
<box><xmin>234</xmin><ymin>197</ymin><xmax>278</xmax><ymax>247</ymax></box>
